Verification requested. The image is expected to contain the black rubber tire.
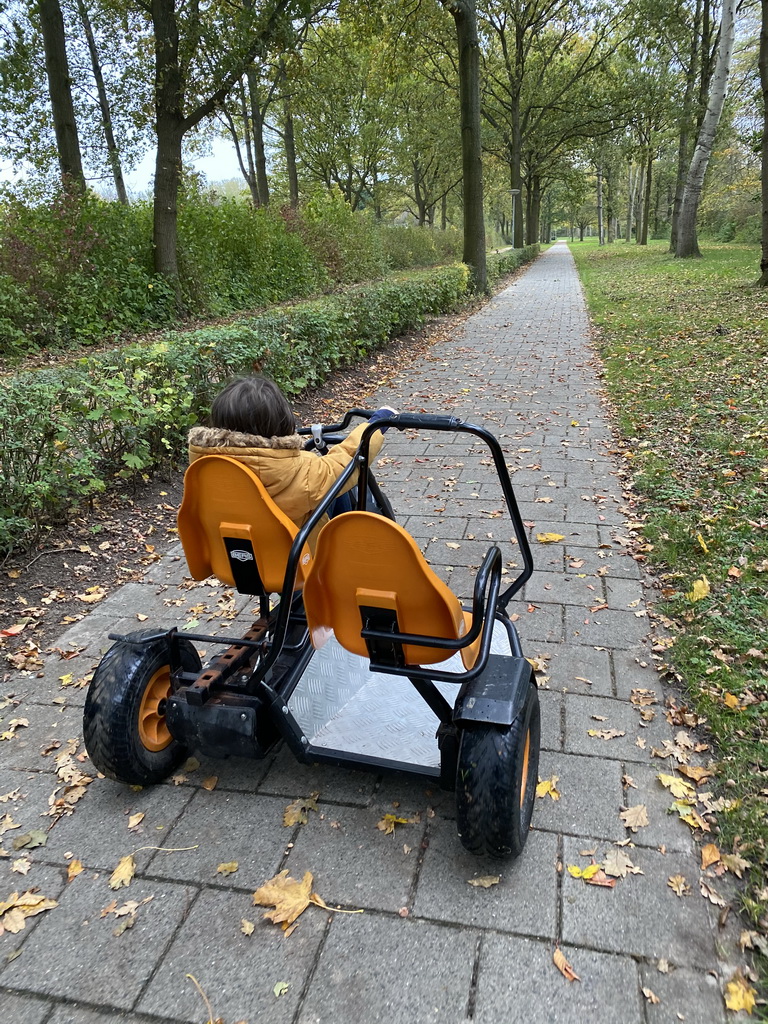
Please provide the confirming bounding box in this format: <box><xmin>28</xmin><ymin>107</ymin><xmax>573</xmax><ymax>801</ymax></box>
<box><xmin>455</xmin><ymin>681</ymin><xmax>540</xmax><ymax>859</ymax></box>
<box><xmin>83</xmin><ymin>629</ymin><xmax>201</xmax><ymax>785</ymax></box>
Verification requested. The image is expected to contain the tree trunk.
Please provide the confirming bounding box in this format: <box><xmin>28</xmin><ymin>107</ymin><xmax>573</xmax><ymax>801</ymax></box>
<box><xmin>247</xmin><ymin>69</ymin><xmax>269</xmax><ymax>207</ymax></box>
<box><xmin>676</xmin><ymin>0</ymin><xmax>736</xmax><ymax>258</ymax></box>
<box><xmin>440</xmin><ymin>0</ymin><xmax>486</xmax><ymax>292</ymax></box>
<box><xmin>670</xmin><ymin>0</ymin><xmax>701</xmax><ymax>252</ymax></box>
<box><xmin>759</xmin><ymin>0</ymin><xmax>768</xmax><ymax>284</ymax></box>
<box><xmin>76</xmin><ymin>0</ymin><xmax>127</xmax><ymax>203</ymax></box>
<box><xmin>441</xmin><ymin>193</ymin><xmax>447</xmax><ymax>230</ymax></box>
<box><xmin>596</xmin><ymin>162</ymin><xmax>604</xmax><ymax>245</ymax></box>
<box><xmin>639</xmin><ymin>151</ymin><xmax>653</xmax><ymax>245</ymax></box>
<box><xmin>282</xmin><ymin>86</ymin><xmax>299</xmax><ymax>209</ymax></box>
<box><xmin>37</xmin><ymin>0</ymin><xmax>85</xmax><ymax>191</ymax></box>
<box><xmin>635</xmin><ymin>162</ymin><xmax>645</xmax><ymax>245</ymax></box>
<box><xmin>626</xmin><ymin>163</ymin><xmax>635</xmax><ymax>242</ymax></box>
<box><xmin>152</xmin><ymin>0</ymin><xmax>184</xmax><ymax>287</ymax></box>
<box><xmin>528</xmin><ymin>175</ymin><xmax>541</xmax><ymax>245</ymax></box>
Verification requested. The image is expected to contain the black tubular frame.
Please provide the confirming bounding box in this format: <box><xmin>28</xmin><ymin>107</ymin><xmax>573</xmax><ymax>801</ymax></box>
<box><xmin>109</xmin><ymin>411</ymin><xmax>534</xmax><ymax>716</ymax></box>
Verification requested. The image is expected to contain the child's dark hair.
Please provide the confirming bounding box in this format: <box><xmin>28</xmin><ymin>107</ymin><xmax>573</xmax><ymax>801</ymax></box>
<box><xmin>210</xmin><ymin>376</ymin><xmax>296</xmax><ymax>437</ymax></box>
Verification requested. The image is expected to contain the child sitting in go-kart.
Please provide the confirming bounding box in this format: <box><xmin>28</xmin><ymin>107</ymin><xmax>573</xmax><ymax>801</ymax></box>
<box><xmin>188</xmin><ymin>375</ymin><xmax>394</xmax><ymax>549</ymax></box>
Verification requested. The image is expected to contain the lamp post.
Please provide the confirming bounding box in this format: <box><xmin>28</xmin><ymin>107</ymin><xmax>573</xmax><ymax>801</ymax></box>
<box><xmin>510</xmin><ymin>188</ymin><xmax>520</xmax><ymax>248</ymax></box>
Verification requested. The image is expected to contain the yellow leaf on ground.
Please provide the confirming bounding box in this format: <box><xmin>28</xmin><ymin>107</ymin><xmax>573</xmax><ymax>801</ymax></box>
<box><xmin>253</xmin><ymin>870</ymin><xmax>314</xmax><ymax>929</ymax></box>
<box><xmin>725</xmin><ymin>973</ymin><xmax>756</xmax><ymax>1014</ymax></box>
<box><xmin>67</xmin><ymin>859</ymin><xmax>83</xmax><ymax>882</ymax></box>
<box><xmin>537</xmin><ymin>533</ymin><xmax>565</xmax><ymax>544</ymax></box>
<box><xmin>657</xmin><ymin>773</ymin><xmax>695</xmax><ymax>800</ymax></box>
<box><xmin>535</xmin><ymin>776</ymin><xmax>561</xmax><ymax>801</ymax></box>
<box><xmin>283</xmin><ymin>792</ymin><xmax>320</xmax><ymax>827</ymax></box>
<box><xmin>217</xmin><ymin>862</ymin><xmax>239</xmax><ymax>876</ymax></box>
<box><xmin>686</xmin><ymin>577</ymin><xmax>710</xmax><ymax>602</ymax></box>
<box><xmin>676</xmin><ymin>764</ymin><xmax>713</xmax><ymax>785</ymax></box>
<box><xmin>670</xmin><ymin>800</ymin><xmax>710</xmax><ymax>832</ymax></box>
<box><xmin>240</xmin><ymin>918</ymin><xmax>255</xmax><ymax>936</ymax></box>
<box><xmin>467</xmin><ymin>876</ymin><xmax>500</xmax><ymax>888</ymax></box>
<box><xmin>375</xmin><ymin>812</ymin><xmax>419</xmax><ymax>835</ymax></box>
<box><xmin>723</xmin><ymin>692</ymin><xmax>741</xmax><ymax>709</ymax></box>
<box><xmin>695</xmin><ymin>533</ymin><xmax>709</xmax><ymax>554</ymax></box>
<box><xmin>620</xmin><ymin>805</ymin><xmax>649</xmax><ymax>832</ymax></box>
<box><xmin>642</xmin><ymin>987</ymin><xmax>660</xmax><ymax>1005</ymax></box>
<box><xmin>588</xmin><ymin>728</ymin><xmax>626</xmax><ymax>740</ymax></box>
<box><xmin>11</xmin><ymin>858</ymin><xmax>30</xmax><ymax>875</ymax></box>
<box><xmin>567</xmin><ymin>863</ymin><xmax>600</xmax><ymax>880</ymax></box>
<box><xmin>201</xmin><ymin>776</ymin><xmax>218</xmax><ymax>791</ymax></box>
<box><xmin>667</xmin><ymin>875</ymin><xmax>689</xmax><ymax>897</ymax></box>
<box><xmin>109</xmin><ymin>854</ymin><xmax>136</xmax><ymax>890</ymax></box>
<box><xmin>127</xmin><ymin>812</ymin><xmax>145</xmax><ymax>830</ymax></box>
<box><xmin>720</xmin><ymin>852</ymin><xmax>751</xmax><ymax>878</ymax></box>
<box><xmin>76</xmin><ymin>586</ymin><xmax>106</xmax><ymax>604</ymax></box>
<box><xmin>700</xmin><ymin>843</ymin><xmax>721</xmax><ymax>870</ymax></box>
<box><xmin>553</xmin><ymin>946</ymin><xmax>580</xmax><ymax>982</ymax></box>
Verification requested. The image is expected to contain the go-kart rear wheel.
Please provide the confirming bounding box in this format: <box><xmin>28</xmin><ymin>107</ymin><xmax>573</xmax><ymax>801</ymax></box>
<box><xmin>455</xmin><ymin>680</ymin><xmax>540</xmax><ymax>859</ymax></box>
<box><xmin>83</xmin><ymin>629</ymin><xmax>201</xmax><ymax>785</ymax></box>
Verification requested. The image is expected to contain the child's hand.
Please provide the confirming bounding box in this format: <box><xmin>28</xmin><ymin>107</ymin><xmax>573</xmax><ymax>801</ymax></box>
<box><xmin>368</xmin><ymin>407</ymin><xmax>398</xmax><ymax>432</ymax></box>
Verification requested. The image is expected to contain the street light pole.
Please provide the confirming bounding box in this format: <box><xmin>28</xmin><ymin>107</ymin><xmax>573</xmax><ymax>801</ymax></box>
<box><xmin>510</xmin><ymin>188</ymin><xmax>520</xmax><ymax>248</ymax></box>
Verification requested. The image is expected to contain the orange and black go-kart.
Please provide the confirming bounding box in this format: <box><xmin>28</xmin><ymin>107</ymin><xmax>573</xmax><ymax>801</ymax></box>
<box><xmin>84</xmin><ymin>411</ymin><xmax>540</xmax><ymax>859</ymax></box>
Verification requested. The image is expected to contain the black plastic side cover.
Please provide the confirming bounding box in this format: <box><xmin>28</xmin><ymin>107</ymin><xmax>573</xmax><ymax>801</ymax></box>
<box><xmin>453</xmin><ymin>655</ymin><xmax>533</xmax><ymax>726</ymax></box>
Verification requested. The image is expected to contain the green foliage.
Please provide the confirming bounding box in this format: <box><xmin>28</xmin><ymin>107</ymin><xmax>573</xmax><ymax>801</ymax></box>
<box><xmin>380</xmin><ymin>226</ymin><xmax>463</xmax><ymax>269</ymax></box>
<box><xmin>0</xmin><ymin>263</ymin><xmax>474</xmax><ymax>552</ymax></box>
<box><xmin>571</xmin><ymin>239</ymin><xmax>768</xmax><ymax>935</ymax></box>
<box><xmin>486</xmin><ymin>245</ymin><xmax>541</xmax><ymax>286</ymax></box>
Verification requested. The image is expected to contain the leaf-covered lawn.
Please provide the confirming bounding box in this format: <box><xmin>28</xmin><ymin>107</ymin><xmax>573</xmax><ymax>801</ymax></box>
<box><xmin>571</xmin><ymin>239</ymin><xmax>768</xmax><ymax>936</ymax></box>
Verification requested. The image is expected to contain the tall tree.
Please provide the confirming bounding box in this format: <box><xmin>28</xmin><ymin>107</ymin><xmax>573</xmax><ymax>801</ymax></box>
<box><xmin>36</xmin><ymin>0</ymin><xmax>85</xmax><ymax>190</ymax></box>
<box><xmin>675</xmin><ymin>0</ymin><xmax>736</xmax><ymax>257</ymax></box>
<box><xmin>439</xmin><ymin>0</ymin><xmax>486</xmax><ymax>292</ymax></box>
<box><xmin>759</xmin><ymin>0</ymin><xmax>768</xmax><ymax>284</ymax></box>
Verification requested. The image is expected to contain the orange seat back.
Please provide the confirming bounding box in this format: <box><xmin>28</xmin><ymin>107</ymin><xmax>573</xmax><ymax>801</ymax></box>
<box><xmin>303</xmin><ymin>512</ymin><xmax>479</xmax><ymax>669</ymax></box>
<box><xmin>178</xmin><ymin>455</ymin><xmax>312</xmax><ymax>594</ymax></box>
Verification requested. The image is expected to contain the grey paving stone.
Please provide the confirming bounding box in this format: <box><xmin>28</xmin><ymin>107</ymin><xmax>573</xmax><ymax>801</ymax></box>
<box><xmin>297</xmin><ymin>913</ymin><xmax>477</xmax><ymax>1024</ymax></box>
<box><xmin>175</xmin><ymin>749</ymin><xmax>276</xmax><ymax>793</ymax></box>
<box><xmin>258</xmin><ymin>745</ymin><xmax>380</xmax><ymax>808</ymax></box>
<box><xmin>605</xmin><ymin>576</ymin><xmax>647</xmax><ymax>610</ymax></box>
<box><xmin>413</xmin><ymin>823</ymin><xmax>557</xmax><ymax>939</ymax></box>
<box><xmin>48</xmin><ymin>1007</ymin><xmax>161</xmax><ymax>1023</ymax></box>
<box><xmin>564</xmin><ymin>546</ymin><xmax>642</xmax><ymax>579</ymax></box>
<box><xmin>529</xmin><ymin>520</ymin><xmax>600</xmax><ymax>546</ymax></box>
<box><xmin>620</xmin><ymin>763</ymin><xmax>695</xmax><ymax>854</ymax></box>
<box><xmin>0</xmin><ymin>863</ymin><xmax>67</xmax><ymax>969</ymax></box>
<box><xmin>564</xmin><ymin>693</ymin><xmax>671</xmax><ymax>764</ymax></box>
<box><xmin>5</xmin><ymin>874</ymin><xmax>195</xmax><ymax>1009</ymax></box>
<box><xmin>474</xmin><ymin>936</ymin><xmax>644</xmax><ymax>1024</ymax></box>
<box><xmin>0</xmin><ymin>703</ymin><xmax>84</xmax><ymax>771</ymax></box>
<box><xmin>138</xmin><ymin>887</ymin><xmax>326</xmax><ymax>1023</ymax></box>
<box><xmin>538</xmin><ymin>689</ymin><xmax>563</xmax><ymax>751</ymax></box>
<box><xmin>565</xmin><ymin>606</ymin><xmax>650</xmax><ymax>650</ymax></box>
<box><xmin>639</xmin><ymin>964</ymin><xmax>726</xmax><ymax>1024</ymax></box>
<box><xmin>510</xmin><ymin>603</ymin><xmax>564</xmax><ymax>644</ymax></box>
<box><xmin>613</xmin><ymin>648</ymin><xmax>666</xmax><ymax>700</ymax></box>
<box><xmin>146</xmin><ymin>789</ymin><xmax>289</xmax><ymax>889</ymax></box>
<box><xmin>283</xmin><ymin>804</ymin><xmax>424</xmax><ymax>912</ymax></box>
<box><xmin>535</xmin><ymin>751</ymin><xmax>625</xmax><ymax>841</ymax></box>
<box><xmin>523</xmin><ymin>570</ymin><xmax>605</xmax><ymax>608</ymax></box>
<box><xmin>561</xmin><ymin>837</ymin><xmax>718</xmax><ymax>967</ymax></box>
<box><xmin>0</xmin><ymin>992</ymin><xmax>49</xmax><ymax>1023</ymax></box>
<box><xmin>529</xmin><ymin>641</ymin><xmax>613</xmax><ymax>696</ymax></box>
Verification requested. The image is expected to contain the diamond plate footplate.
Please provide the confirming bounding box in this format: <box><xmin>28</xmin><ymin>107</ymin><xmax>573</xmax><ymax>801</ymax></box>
<box><xmin>288</xmin><ymin>624</ymin><xmax>513</xmax><ymax>769</ymax></box>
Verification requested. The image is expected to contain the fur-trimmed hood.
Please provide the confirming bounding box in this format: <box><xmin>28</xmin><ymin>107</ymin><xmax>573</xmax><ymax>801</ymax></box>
<box><xmin>187</xmin><ymin>425</ymin><xmax>304</xmax><ymax>451</ymax></box>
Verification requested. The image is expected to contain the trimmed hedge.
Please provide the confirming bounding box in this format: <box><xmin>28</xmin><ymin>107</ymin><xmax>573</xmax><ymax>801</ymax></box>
<box><xmin>0</xmin><ymin>249</ymin><xmax>538</xmax><ymax>554</ymax></box>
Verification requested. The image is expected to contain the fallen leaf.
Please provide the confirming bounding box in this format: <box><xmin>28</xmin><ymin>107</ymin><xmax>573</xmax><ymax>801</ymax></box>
<box><xmin>722</xmin><ymin>692</ymin><xmax>741</xmax><ymax>709</ymax></box>
<box><xmin>253</xmin><ymin>869</ymin><xmax>314</xmax><ymax>929</ymax></box>
<box><xmin>588</xmin><ymin>729</ymin><xmax>625</xmax><ymax>740</ymax></box>
<box><xmin>127</xmin><ymin>812</ymin><xmax>145</xmax><ymax>830</ymax></box>
<box><xmin>0</xmin><ymin>890</ymin><xmax>58</xmax><ymax>935</ymax></box>
<box><xmin>642</xmin><ymin>987</ymin><xmax>660</xmax><ymax>1005</ymax></box>
<box><xmin>676</xmin><ymin>765</ymin><xmax>713</xmax><ymax>785</ymax></box>
<box><xmin>67</xmin><ymin>860</ymin><xmax>83</xmax><ymax>882</ymax></box>
<box><xmin>11</xmin><ymin>858</ymin><xmax>30</xmax><ymax>875</ymax></box>
<box><xmin>0</xmin><ymin>790</ymin><xmax>21</xmax><ymax>804</ymax></box>
<box><xmin>567</xmin><ymin>863</ymin><xmax>600</xmax><ymax>880</ymax></box>
<box><xmin>109</xmin><ymin>854</ymin><xmax>136</xmax><ymax>890</ymax></box>
<box><xmin>201</xmin><ymin>776</ymin><xmax>218</xmax><ymax>792</ymax></box>
<box><xmin>241</xmin><ymin>919</ymin><xmax>255</xmax><ymax>936</ymax></box>
<box><xmin>375</xmin><ymin>812</ymin><xmax>419</xmax><ymax>835</ymax></box>
<box><xmin>720</xmin><ymin>852</ymin><xmax>751</xmax><ymax>879</ymax></box>
<box><xmin>553</xmin><ymin>946</ymin><xmax>580</xmax><ymax>982</ymax></box>
<box><xmin>667</xmin><ymin>875</ymin><xmax>689</xmax><ymax>897</ymax></box>
<box><xmin>75</xmin><ymin>586</ymin><xmax>106</xmax><ymax>604</ymax></box>
<box><xmin>670</xmin><ymin>800</ymin><xmax>710</xmax><ymax>832</ymax></box>
<box><xmin>657</xmin><ymin>773</ymin><xmax>696</xmax><ymax>800</ymax></box>
<box><xmin>602</xmin><ymin>848</ymin><xmax>643</xmax><ymax>878</ymax></box>
<box><xmin>585</xmin><ymin>868</ymin><xmax>617</xmax><ymax>888</ymax></box>
<box><xmin>12</xmin><ymin>830</ymin><xmax>47</xmax><ymax>851</ymax></box>
<box><xmin>724</xmin><ymin>973</ymin><xmax>756</xmax><ymax>1014</ymax></box>
<box><xmin>273</xmin><ymin>981</ymin><xmax>289</xmax><ymax>998</ymax></box>
<box><xmin>467</xmin><ymin>875</ymin><xmax>500</xmax><ymax>888</ymax></box>
<box><xmin>699</xmin><ymin>879</ymin><xmax>726</xmax><ymax>907</ymax></box>
<box><xmin>657</xmin><ymin>959</ymin><xmax>670</xmax><ymax>973</ymax></box>
<box><xmin>537</xmin><ymin>533</ymin><xmax>565</xmax><ymax>544</ymax></box>
<box><xmin>620</xmin><ymin>805</ymin><xmax>649</xmax><ymax>832</ymax></box>
<box><xmin>700</xmin><ymin>843</ymin><xmax>721</xmax><ymax>870</ymax></box>
<box><xmin>283</xmin><ymin>792</ymin><xmax>320</xmax><ymax>827</ymax></box>
<box><xmin>535</xmin><ymin>776</ymin><xmax>561</xmax><ymax>801</ymax></box>
<box><xmin>445</xmin><ymin>542</ymin><xmax>461</xmax><ymax>550</ymax></box>
<box><xmin>686</xmin><ymin>577</ymin><xmax>710</xmax><ymax>602</ymax></box>
<box><xmin>216</xmin><ymin>862</ymin><xmax>239</xmax><ymax>876</ymax></box>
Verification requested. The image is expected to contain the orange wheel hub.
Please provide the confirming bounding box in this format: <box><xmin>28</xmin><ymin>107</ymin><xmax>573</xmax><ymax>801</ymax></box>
<box><xmin>138</xmin><ymin>666</ymin><xmax>173</xmax><ymax>752</ymax></box>
<box><xmin>519</xmin><ymin>727</ymin><xmax>531</xmax><ymax>809</ymax></box>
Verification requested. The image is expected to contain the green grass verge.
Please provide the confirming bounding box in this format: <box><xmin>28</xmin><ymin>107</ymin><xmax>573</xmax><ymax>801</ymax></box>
<box><xmin>571</xmin><ymin>239</ymin><xmax>768</xmax><ymax>969</ymax></box>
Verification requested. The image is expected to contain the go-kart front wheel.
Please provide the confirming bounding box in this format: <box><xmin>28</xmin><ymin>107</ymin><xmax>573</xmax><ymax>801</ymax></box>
<box><xmin>455</xmin><ymin>680</ymin><xmax>540</xmax><ymax>859</ymax></box>
<box><xmin>83</xmin><ymin>629</ymin><xmax>201</xmax><ymax>785</ymax></box>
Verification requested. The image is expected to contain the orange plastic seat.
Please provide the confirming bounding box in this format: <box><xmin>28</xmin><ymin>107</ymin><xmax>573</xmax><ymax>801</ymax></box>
<box><xmin>178</xmin><ymin>456</ymin><xmax>312</xmax><ymax>594</ymax></box>
<box><xmin>303</xmin><ymin>512</ymin><xmax>480</xmax><ymax>669</ymax></box>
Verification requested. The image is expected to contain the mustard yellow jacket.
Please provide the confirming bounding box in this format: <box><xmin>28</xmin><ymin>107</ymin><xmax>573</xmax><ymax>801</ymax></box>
<box><xmin>187</xmin><ymin>422</ymin><xmax>384</xmax><ymax>549</ymax></box>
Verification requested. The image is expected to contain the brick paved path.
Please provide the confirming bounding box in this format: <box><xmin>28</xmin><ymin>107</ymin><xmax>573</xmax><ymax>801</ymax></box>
<box><xmin>1</xmin><ymin>244</ymin><xmax>731</xmax><ymax>1023</ymax></box>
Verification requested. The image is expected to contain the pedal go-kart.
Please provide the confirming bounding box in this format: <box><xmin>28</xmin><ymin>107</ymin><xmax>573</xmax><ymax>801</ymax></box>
<box><xmin>84</xmin><ymin>411</ymin><xmax>540</xmax><ymax>858</ymax></box>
